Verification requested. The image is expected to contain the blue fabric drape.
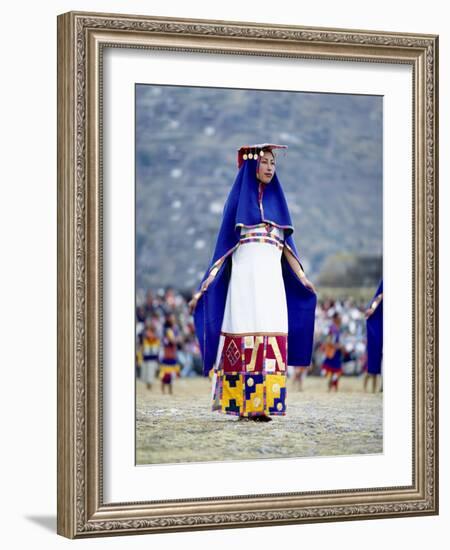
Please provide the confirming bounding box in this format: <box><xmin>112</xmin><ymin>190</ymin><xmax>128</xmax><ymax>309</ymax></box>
<box><xmin>366</xmin><ymin>280</ymin><xmax>383</xmax><ymax>375</ymax></box>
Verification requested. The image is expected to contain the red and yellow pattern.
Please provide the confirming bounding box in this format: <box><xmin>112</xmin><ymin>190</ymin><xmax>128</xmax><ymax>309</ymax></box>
<box><xmin>213</xmin><ymin>333</ymin><xmax>287</xmax><ymax>417</ymax></box>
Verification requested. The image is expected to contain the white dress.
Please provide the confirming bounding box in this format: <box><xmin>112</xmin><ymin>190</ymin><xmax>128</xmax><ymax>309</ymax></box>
<box><xmin>221</xmin><ymin>224</ymin><xmax>288</xmax><ymax>334</ymax></box>
<box><xmin>212</xmin><ymin>223</ymin><xmax>289</xmax><ymax>417</ymax></box>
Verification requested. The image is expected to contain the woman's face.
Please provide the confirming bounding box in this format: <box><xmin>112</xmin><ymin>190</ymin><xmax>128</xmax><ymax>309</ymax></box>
<box><xmin>256</xmin><ymin>150</ymin><xmax>276</xmax><ymax>184</ymax></box>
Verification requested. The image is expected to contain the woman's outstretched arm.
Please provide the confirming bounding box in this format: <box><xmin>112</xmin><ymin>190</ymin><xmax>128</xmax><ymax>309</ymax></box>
<box><xmin>283</xmin><ymin>246</ymin><xmax>316</xmax><ymax>293</ymax></box>
<box><xmin>188</xmin><ymin>258</ymin><xmax>225</xmax><ymax>313</ymax></box>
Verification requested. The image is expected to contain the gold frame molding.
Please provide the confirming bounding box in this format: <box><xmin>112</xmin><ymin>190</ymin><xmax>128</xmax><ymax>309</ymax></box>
<box><xmin>57</xmin><ymin>11</ymin><xmax>439</xmax><ymax>538</ymax></box>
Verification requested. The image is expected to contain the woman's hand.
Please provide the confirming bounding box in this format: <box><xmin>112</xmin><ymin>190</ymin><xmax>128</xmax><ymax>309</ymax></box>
<box><xmin>189</xmin><ymin>264</ymin><xmax>222</xmax><ymax>314</ymax></box>
<box><xmin>282</xmin><ymin>246</ymin><xmax>316</xmax><ymax>294</ymax></box>
<box><xmin>188</xmin><ymin>292</ymin><xmax>201</xmax><ymax>314</ymax></box>
<box><xmin>365</xmin><ymin>294</ymin><xmax>382</xmax><ymax>318</ymax></box>
<box><xmin>364</xmin><ymin>306</ymin><xmax>374</xmax><ymax>319</ymax></box>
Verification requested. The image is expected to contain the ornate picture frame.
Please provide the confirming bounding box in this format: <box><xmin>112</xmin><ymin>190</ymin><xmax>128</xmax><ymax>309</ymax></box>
<box><xmin>57</xmin><ymin>11</ymin><xmax>438</xmax><ymax>538</ymax></box>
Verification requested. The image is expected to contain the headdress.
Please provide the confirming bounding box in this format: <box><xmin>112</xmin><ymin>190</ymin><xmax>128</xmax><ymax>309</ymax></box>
<box><xmin>237</xmin><ymin>143</ymin><xmax>288</xmax><ymax>168</ymax></box>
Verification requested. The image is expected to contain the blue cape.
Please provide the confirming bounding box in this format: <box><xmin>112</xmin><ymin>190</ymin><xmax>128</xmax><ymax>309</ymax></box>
<box><xmin>366</xmin><ymin>280</ymin><xmax>383</xmax><ymax>375</ymax></box>
<box><xmin>193</xmin><ymin>158</ymin><xmax>317</xmax><ymax>375</ymax></box>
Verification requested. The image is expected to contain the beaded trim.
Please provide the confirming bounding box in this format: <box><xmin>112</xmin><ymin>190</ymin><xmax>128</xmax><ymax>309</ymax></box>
<box><xmin>240</xmin><ymin>231</ymin><xmax>284</xmax><ymax>243</ymax></box>
<box><xmin>239</xmin><ymin>236</ymin><xmax>284</xmax><ymax>251</ymax></box>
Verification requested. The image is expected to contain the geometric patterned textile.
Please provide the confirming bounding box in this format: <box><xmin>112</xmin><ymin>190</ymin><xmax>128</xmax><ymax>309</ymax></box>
<box><xmin>238</xmin><ymin>222</ymin><xmax>285</xmax><ymax>251</ymax></box>
<box><xmin>239</xmin><ymin>231</ymin><xmax>284</xmax><ymax>251</ymax></box>
<box><xmin>213</xmin><ymin>332</ymin><xmax>287</xmax><ymax>417</ymax></box>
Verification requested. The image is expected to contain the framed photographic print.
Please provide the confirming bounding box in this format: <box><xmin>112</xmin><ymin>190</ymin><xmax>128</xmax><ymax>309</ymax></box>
<box><xmin>57</xmin><ymin>11</ymin><xmax>439</xmax><ymax>538</ymax></box>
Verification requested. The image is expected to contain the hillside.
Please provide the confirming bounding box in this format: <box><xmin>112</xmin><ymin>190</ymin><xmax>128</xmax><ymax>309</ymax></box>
<box><xmin>136</xmin><ymin>84</ymin><xmax>383</xmax><ymax>292</ymax></box>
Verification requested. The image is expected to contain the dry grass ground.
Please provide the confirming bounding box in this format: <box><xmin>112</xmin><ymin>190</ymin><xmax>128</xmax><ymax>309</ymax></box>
<box><xmin>136</xmin><ymin>375</ymin><xmax>383</xmax><ymax>465</ymax></box>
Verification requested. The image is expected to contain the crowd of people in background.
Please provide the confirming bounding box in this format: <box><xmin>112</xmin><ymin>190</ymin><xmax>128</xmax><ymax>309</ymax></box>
<box><xmin>136</xmin><ymin>289</ymin><xmax>203</xmax><ymax>392</ymax></box>
<box><xmin>136</xmin><ymin>287</ymin><xmax>378</xmax><ymax>392</ymax></box>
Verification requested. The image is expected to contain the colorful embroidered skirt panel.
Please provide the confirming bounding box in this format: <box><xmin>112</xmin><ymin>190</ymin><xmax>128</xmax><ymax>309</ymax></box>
<box><xmin>213</xmin><ymin>332</ymin><xmax>287</xmax><ymax>417</ymax></box>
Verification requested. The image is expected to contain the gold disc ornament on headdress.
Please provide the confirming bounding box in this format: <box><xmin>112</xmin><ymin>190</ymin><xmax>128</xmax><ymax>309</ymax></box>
<box><xmin>237</xmin><ymin>143</ymin><xmax>288</xmax><ymax>168</ymax></box>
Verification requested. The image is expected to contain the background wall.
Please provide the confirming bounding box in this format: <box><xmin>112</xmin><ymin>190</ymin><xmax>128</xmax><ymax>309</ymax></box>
<box><xmin>0</xmin><ymin>1</ymin><xmax>446</xmax><ymax>548</ymax></box>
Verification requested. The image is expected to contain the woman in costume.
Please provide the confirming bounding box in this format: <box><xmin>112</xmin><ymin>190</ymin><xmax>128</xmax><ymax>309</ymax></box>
<box><xmin>140</xmin><ymin>323</ymin><xmax>161</xmax><ymax>390</ymax></box>
<box><xmin>364</xmin><ymin>280</ymin><xmax>383</xmax><ymax>392</ymax></box>
<box><xmin>189</xmin><ymin>144</ymin><xmax>317</xmax><ymax>421</ymax></box>
<box><xmin>158</xmin><ymin>314</ymin><xmax>181</xmax><ymax>394</ymax></box>
<box><xmin>321</xmin><ymin>312</ymin><xmax>343</xmax><ymax>392</ymax></box>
